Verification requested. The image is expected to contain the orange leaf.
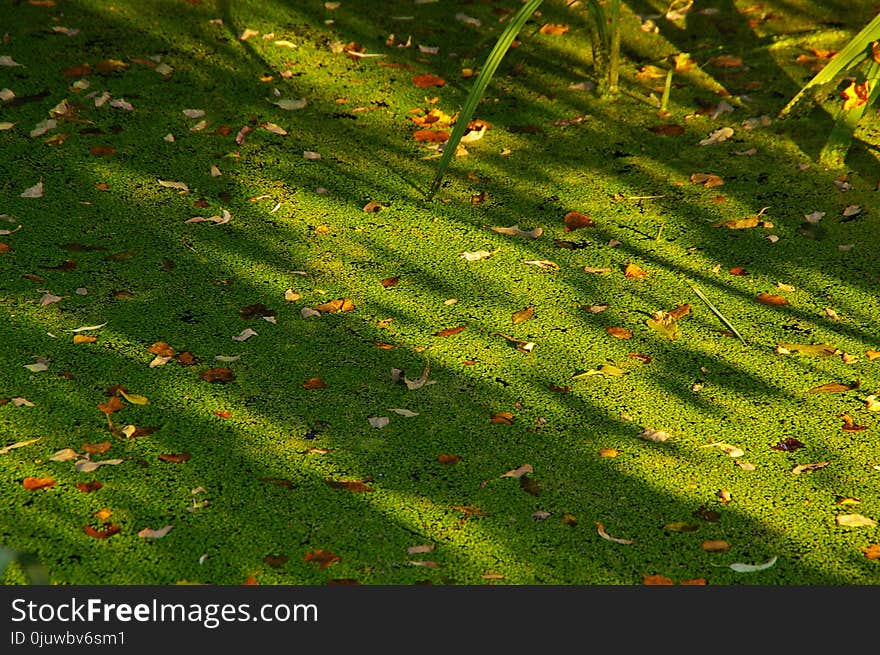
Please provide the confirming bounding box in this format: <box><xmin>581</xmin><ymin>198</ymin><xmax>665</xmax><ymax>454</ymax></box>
<box><xmin>757</xmin><ymin>293</ymin><xmax>789</xmax><ymax>306</ymax></box>
<box><xmin>158</xmin><ymin>452</ymin><xmax>191</xmax><ymax>463</ymax></box>
<box><xmin>701</xmin><ymin>539</ymin><xmax>730</xmax><ymax>552</ymax></box>
<box><xmin>84</xmin><ymin>523</ymin><xmax>120</xmax><ymax>539</ymax></box>
<box><xmin>76</xmin><ymin>481</ymin><xmax>102</xmax><ymax>493</ymax></box>
<box><xmin>97</xmin><ymin>396</ymin><xmax>124</xmax><ymax>415</ymax></box>
<box><xmin>643</xmin><ymin>574</ymin><xmax>674</xmax><ymax>585</ymax></box>
<box><xmin>302</xmin><ymin>377</ymin><xmax>327</xmax><ymax>389</ymax></box>
<box><xmin>23</xmin><ymin>477</ymin><xmax>55</xmax><ymax>490</ymax></box>
<box><xmin>512</xmin><ymin>306</ymin><xmax>534</xmax><ymax>324</ymax></box>
<box><xmin>73</xmin><ymin>334</ymin><xmax>97</xmax><ymax>344</ymax></box>
<box><xmin>82</xmin><ymin>441</ymin><xmax>111</xmax><ymax>454</ymax></box>
<box><xmin>728</xmin><ymin>266</ymin><xmax>749</xmax><ymax>276</ymax></box>
<box><xmin>539</xmin><ymin>24</ymin><xmax>569</xmax><ymax>35</ymax></box>
<box><xmin>176</xmin><ymin>351</ymin><xmax>197</xmax><ymax>366</ymax></box>
<box><xmin>598</xmin><ymin>448</ymin><xmax>619</xmax><ymax>458</ymax></box>
<box><xmin>0</xmin><ymin>242</ymin><xmax>10</xmax><ymax>253</ymax></box>
<box><xmin>148</xmin><ymin>341</ymin><xmax>175</xmax><ymax>356</ymax></box>
<box><xmin>866</xmin><ymin>349</ymin><xmax>880</xmax><ymax>360</ymax></box>
<box><xmin>214</xmin><ymin>410</ymin><xmax>233</xmax><ymax>419</ymax></box>
<box><xmin>623</xmin><ymin>263</ymin><xmax>648</xmax><ymax>279</ymax></box>
<box><xmin>199</xmin><ymin>367</ymin><xmax>235</xmax><ymax>383</ymax></box>
<box><xmin>668</xmin><ymin>304</ymin><xmax>691</xmax><ymax>320</ymax></box>
<box><xmin>863</xmin><ymin>544</ymin><xmax>880</xmax><ymax>560</ymax></box>
<box><xmin>411</xmin><ymin>74</ymin><xmax>446</xmax><ymax>88</ymax></box>
<box><xmin>679</xmin><ymin>578</ymin><xmax>708</xmax><ymax>585</ymax></box>
<box><xmin>413</xmin><ymin>129</ymin><xmax>449</xmax><ymax>143</ymax></box>
<box><xmin>437</xmin><ymin>453</ymin><xmax>460</xmax><ymax>465</ymax></box>
<box><xmin>840</xmin><ymin>413</ymin><xmax>867</xmax><ymax>431</ymax></box>
<box><xmin>314</xmin><ymin>298</ymin><xmax>355</xmax><ymax>313</ymax></box>
<box><xmin>380</xmin><ymin>276</ymin><xmax>399</xmax><ymax>288</ymax></box>
<box><xmin>304</xmin><ymin>549</ymin><xmax>341</xmax><ymax>568</ymax></box>
<box><xmin>433</xmin><ymin>325</ymin><xmax>466</xmax><ymax>337</ymax></box>
<box><xmin>490</xmin><ymin>412</ymin><xmax>513</xmax><ymax>424</ymax></box>
<box><xmin>842</xmin><ymin>80</ymin><xmax>871</xmax><ymax>112</ymax></box>
<box><xmin>326</xmin><ymin>478</ymin><xmax>373</xmax><ymax>492</ymax></box>
<box><xmin>690</xmin><ymin>173</ymin><xmax>725</xmax><ymax>188</ymax></box>
<box><xmin>563</xmin><ymin>211</ymin><xmax>594</xmax><ymax>232</ymax></box>
<box><xmin>606</xmin><ymin>326</ymin><xmax>633</xmax><ymax>339</ymax></box>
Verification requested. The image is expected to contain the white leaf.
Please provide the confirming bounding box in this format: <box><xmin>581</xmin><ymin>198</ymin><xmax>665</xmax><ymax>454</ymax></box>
<box><xmin>74</xmin><ymin>460</ymin><xmax>99</xmax><ymax>472</ymax></box>
<box><xmin>214</xmin><ymin>354</ymin><xmax>241</xmax><ymax>362</ymax></box>
<box><xmin>490</xmin><ymin>224</ymin><xmax>543</xmax><ymax>238</ymax></box>
<box><xmin>404</xmin><ymin>361</ymin><xmax>433</xmax><ymax>390</ymax></box>
<box><xmin>522</xmin><ymin>259</ymin><xmax>559</xmax><ymax>270</ymax></box>
<box><xmin>803</xmin><ymin>210</ymin><xmax>825</xmax><ymax>225</ymax></box>
<box><xmin>836</xmin><ymin>513</ymin><xmax>877</xmax><ymax>528</ymax></box>
<box><xmin>301</xmin><ymin>307</ymin><xmax>321</xmax><ymax>319</ymax></box>
<box><xmin>418</xmin><ymin>44</ymin><xmax>439</xmax><ymax>55</ymax></box>
<box><xmin>94</xmin><ymin>91</ymin><xmax>111</xmax><ymax>107</ymax></box>
<box><xmin>182</xmin><ymin>109</ymin><xmax>205</xmax><ymax>118</ymax></box>
<box><xmin>388</xmin><ymin>408</ymin><xmax>419</xmax><ymax>417</ymax></box>
<box><xmin>0</xmin><ymin>56</ymin><xmax>23</xmax><ymax>67</ymax></box>
<box><xmin>138</xmin><ymin>525</ymin><xmax>174</xmax><ymax>539</ymax></box>
<box><xmin>699</xmin><ymin>126</ymin><xmax>734</xmax><ymax>145</ymax></box>
<box><xmin>11</xmin><ymin>397</ymin><xmax>35</xmax><ymax>407</ymax></box>
<box><xmin>638</xmin><ymin>427</ymin><xmax>671</xmax><ymax>442</ymax></box>
<box><xmin>24</xmin><ymin>361</ymin><xmax>49</xmax><ymax>372</ymax></box>
<box><xmin>21</xmin><ymin>180</ymin><xmax>44</xmax><ymax>198</ymax></box>
<box><xmin>66</xmin><ymin>322</ymin><xmax>107</xmax><ymax>332</ymax></box>
<box><xmin>155</xmin><ymin>63</ymin><xmax>173</xmax><ymax>76</ymax></box>
<box><xmin>842</xmin><ymin>205</ymin><xmax>861</xmax><ymax>217</ymax></box>
<box><xmin>271</xmin><ymin>97</ymin><xmax>307</xmax><ymax>110</ymax></box>
<box><xmin>501</xmin><ymin>464</ymin><xmax>533</xmax><ymax>479</ymax></box>
<box><xmin>210</xmin><ymin>165</ymin><xmax>221</xmax><ymax>177</ymax></box>
<box><xmin>164</xmin><ymin>133</ymin><xmax>175</xmax><ymax>142</ymax></box>
<box><xmin>262</xmin><ymin>122</ymin><xmax>288</xmax><ymax>135</ymax></box>
<box><xmin>109</xmin><ymin>98</ymin><xmax>134</xmax><ymax>111</ymax></box>
<box><xmin>0</xmin><ymin>88</ymin><xmax>15</xmax><ymax>102</ymax></box>
<box><xmin>703</xmin><ymin>441</ymin><xmax>744</xmax><ymax>457</ymax></box>
<box><xmin>455</xmin><ymin>12</ymin><xmax>481</xmax><ymax>26</ymax></box>
<box><xmin>39</xmin><ymin>293</ymin><xmax>61</xmax><ymax>306</ymax></box>
<box><xmin>232</xmin><ymin>328</ymin><xmax>258</xmax><ymax>341</ymax></box>
<box><xmin>0</xmin><ymin>437</ymin><xmax>41</xmax><ymax>454</ymax></box>
<box><xmin>596</xmin><ymin>521</ymin><xmax>634</xmax><ymax>545</ymax></box>
<box><xmin>48</xmin><ymin>448</ymin><xmax>79</xmax><ymax>462</ymax></box>
<box><xmin>460</xmin><ymin>250</ymin><xmax>494</xmax><ymax>262</ymax></box>
<box><xmin>149</xmin><ymin>355</ymin><xmax>173</xmax><ymax>368</ymax></box>
<box><xmin>158</xmin><ymin>179</ymin><xmax>189</xmax><ymax>191</ymax></box>
<box><xmin>730</xmin><ymin>555</ymin><xmax>778</xmax><ymax>573</ymax></box>
<box><xmin>368</xmin><ymin>416</ymin><xmax>390</xmax><ymax>429</ymax></box>
<box><xmin>303</xmin><ymin>150</ymin><xmax>321</xmax><ymax>160</ymax></box>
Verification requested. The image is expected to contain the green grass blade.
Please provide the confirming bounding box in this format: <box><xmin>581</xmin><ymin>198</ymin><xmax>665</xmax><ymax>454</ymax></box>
<box><xmin>779</xmin><ymin>12</ymin><xmax>880</xmax><ymax>117</ymax></box>
<box><xmin>687</xmin><ymin>283</ymin><xmax>748</xmax><ymax>346</ymax></box>
<box><xmin>819</xmin><ymin>60</ymin><xmax>880</xmax><ymax>167</ymax></box>
<box><xmin>608</xmin><ymin>0</ymin><xmax>621</xmax><ymax>92</ymax></box>
<box><xmin>427</xmin><ymin>0</ymin><xmax>545</xmax><ymax>199</ymax></box>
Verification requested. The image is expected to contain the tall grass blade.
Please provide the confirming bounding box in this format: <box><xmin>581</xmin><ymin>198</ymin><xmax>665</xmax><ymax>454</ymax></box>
<box><xmin>687</xmin><ymin>283</ymin><xmax>748</xmax><ymax>346</ymax></box>
<box><xmin>427</xmin><ymin>0</ymin><xmax>545</xmax><ymax>199</ymax></box>
<box><xmin>778</xmin><ymin>13</ymin><xmax>880</xmax><ymax>118</ymax></box>
<box><xmin>819</xmin><ymin>60</ymin><xmax>880</xmax><ymax>167</ymax></box>
<box><xmin>608</xmin><ymin>0</ymin><xmax>621</xmax><ymax>92</ymax></box>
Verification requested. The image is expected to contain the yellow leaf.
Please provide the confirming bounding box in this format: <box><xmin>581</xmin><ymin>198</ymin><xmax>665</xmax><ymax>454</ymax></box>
<box><xmin>512</xmin><ymin>306</ymin><xmax>534</xmax><ymax>324</ymax></box>
<box><xmin>842</xmin><ymin>81</ymin><xmax>871</xmax><ymax>112</ymax></box>
<box><xmin>119</xmin><ymin>390</ymin><xmax>149</xmax><ymax>405</ymax></box>
<box><xmin>646</xmin><ymin>311</ymin><xmax>679</xmax><ymax>340</ymax></box>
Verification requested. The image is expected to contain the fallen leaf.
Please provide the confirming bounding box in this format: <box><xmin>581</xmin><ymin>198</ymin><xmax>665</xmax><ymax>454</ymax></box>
<box><xmin>407</xmin><ymin>544</ymin><xmax>435</xmax><ymax>555</ymax></box>
<box><xmin>564</xmin><ymin>212</ymin><xmax>595</xmax><ymax>232</ymax></box>
<box><xmin>490</xmin><ymin>412</ymin><xmax>514</xmax><ymax>425</ymax></box>
<box><xmin>23</xmin><ymin>477</ymin><xmax>55</xmax><ymax>490</ymax></box>
<box><xmin>757</xmin><ymin>293</ymin><xmax>789</xmax><ymax>306</ymax></box>
<box><xmin>539</xmin><ymin>23</ymin><xmax>569</xmax><ymax>35</ymax></box>
<box><xmin>836</xmin><ymin>514</ymin><xmax>876</xmax><ymax>528</ymax></box>
<box><xmin>840</xmin><ymin>414</ymin><xmax>867</xmax><ymax>432</ymax></box>
<box><xmin>598</xmin><ymin>448</ymin><xmax>619</xmax><ymax>458</ymax></box>
<box><xmin>730</xmin><ymin>556</ymin><xmax>778</xmax><ymax>573</ymax></box>
<box><xmin>646</xmin><ymin>311</ymin><xmax>680</xmax><ymax>340</ymax></box>
<box><xmin>158</xmin><ymin>452</ymin><xmax>190</xmax><ymax>463</ymax></box>
<box><xmin>326</xmin><ymin>478</ymin><xmax>372</xmax><ymax>492</ymax></box>
<box><xmin>21</xmin><ymin>180</ymin><xmax>44</xmax><ymax>198</ymax></box>
<box><xmin>792</xmin><ymin>461</ymin><xmax>829</xmax><ymax>475</ymax></box>
<box><xmin>842</xmin><ymin>80</ymin><xmax>870</xmax><ymax>112</ymax></box>
<box><xmin>437</xmin><ymin>454</ymin><xmax>460</xmax><ymax>465</ymax></box>
<box><xmin>771</xmin><ymin>437</ymin><xmax>805</xmax><ymax>451</ymax></box>
<box><xmin>314</xmin><ymin>298</ymin><xmax>355</xmax><ymax>313</ymax></box>
<box><xmin>368</xmin><ymin>416</ymin><xmax>389</xmax><ymax>429</ymax></box>
<box><xmin>138</xmin><ymin>525</ymin><xmax>174</xmax><ymax>539</ymax></box>
<box><xmin>413</xmin><ymin>129</ymin><xmax>448</xmax><ymax>143</ymax></box>
<box><xmin>643</xmin><ymin>574</ymin><xmax>674</xmax><ymax>585</ymax></box>
<box><xmin>433</xmin><ymin>325</ymin><xmax>466</xmax><ymax>337</ymax></box>
<box><xmin>48</xmin><ymin>448</ymin><xmax>78</xmax><ymax>462</ymax></box>
<box><xmin>708</xmin><ymin>55</ymin><xmax>743</xmax><ymax>67</ymax></box>
<box><xmin>119</xmin><ymin>390</ymin><xmax>149</xmax><ymax>405</ymax></box>
<box><xmin>76</xmin><ymin>481</ymin><xmax>102</xmax><ymax>493</ymax></box>
<box><xmin>158</xmin><ymin>179</ymin><xmax>189</xmax><ymax>191</ymax></box>
<box><xmin>690</xmin><ymin>173</ymin><xmax>725</xmax><ymax>188</ymax></box>
<box><xmin>623</xmin><ymin>263</ymin><xmax>648</xmax><ymax>279</ymax></box>
<box><xmin>522</xmin><ymin>259</ymin><xmax>559</xmax><ymax>270</ymax></box>
<box><xmin>664</xmin><ymin>521</ymin><xmax>700</xmax><ymax>532</ymax></box>
<box><xmin>97</xmin><ymin>396</ymin><xmax>124</xmax><ymax>414</ymax></box>
<box><xmin>649</xmin><ymin>124</ymin><xmax>685</xmax><ymax>136</ymax></box>
<box><xmin>263</xmin><ymin>555</ymin><xmax>289</xmax><ymax>568</ymax></box>
<box><xmin>699</xmin><ymin>127</ymin><xmax>734</xmax><ymax>146</ymax></box>
<box><xmin>807</xmin><ymin>381</ymin><xmax>857</xmax><ymax>393</ymax></box>
<box><xmin>863</xmin><ymin>545</ymin><xmax>880</xmax><ymax>560</ymax></box>
<box><xmin>490</xmin><ymin>224</ymin><xmax>544</xmax><ymax>239</ymax></box>
<box><xmin>82</xmin><ymin>442</ymin><xmax>111</xmax><ymax>455</ymax></box>
<box><xmin>606</xmin><ymin>326</ymin><xmax>632</xmax><ymax>339</ymax></box>
<box><xmin>380</xmin><ymin>276</ymin><xmax>399</xmax><ymax>289</ymax></box>
<box><xmin>303</xmin><ymin>377</ymin><xmax>327</xmax><ymax>389</ymax></box>
<box><xmin>199</xmin><ymin>368</ymin><xmax>235</xmax><ymax>383</ymax></box>
<box><xmin>304</xmin><ymin>549</ymin><xmax>341</xmax><ymax>568</ymax></box>
<box><xmin>639</xmin><ymin>428</ymin><xmax>672</xmax><ymax>443</ymax></box>
<box><xmin>84</xmin><ymin>523</ymin><xmax>120</xmax><ymax>539</ymax></box>
<box><xmin>501</xmin><ymin>464</ymin><xmax>533</xmax><ymax>479</ymax></box>
<box><xmin>776</xmin><ymin>343</ymin><xmax>837</xmax><ymax>357</ymax></box>
<box><xmin>597</xmin><ymin>521</ymin><xmax>634</xmax><ymax>545</ymax></box>
<box><xmin>0</xmin><ymin>438</ymin><xmax>42</xmax><ymax>455</ymax></box>
<box><xmin>232</xmin><ymin>328</ymin><xmax>258</xmax><ymax>341</ymax></box>
<box><xmin>412</xmin><ymin>74</ymin><xmax>446</xmax><ymax>88</ymax></box>
<box><xmin>512</xmin><ymin>306</ymin><xmax>534</xmax><ymax>324</ymax></box>
<box><xmin>701</xmin><ymin>540</ymin><xmax>730</xmax><ymax>552</ymax></box>
<box><xmin>460</xmin><ymin>250</ymin><xmax>493</xmax><ymax>262</ymax></box>
<box><xmin>717</xmin><ymin>216</ymin><xmax>760</xmax><ymax>229</ymax></box>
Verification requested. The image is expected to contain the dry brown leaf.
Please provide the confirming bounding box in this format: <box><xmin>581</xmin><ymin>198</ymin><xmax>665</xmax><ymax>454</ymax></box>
<box><xmin>97</xmin><ymin>396</ymin><xmax>124</xmax><ymax>415</ymax></box>
<box><xmin>84</xmin><ymin>523</ymin><xmax>120</xmax><ymax>539</ymax></box>
<box><xmin>596</xmin><ymin>521</ymin><xmax>634</xmax><ymax>545</ymax></box>
<box><xmin>717</xmin><ymin>216</ymin><xmax>760</xmax><ymax>229</ymax></box>
<box><xmin>807</xmin><ymin>381</ymin><xmax>857</xmax><ymax>393</ymax></box>
<box><xmin>690</xmin><ymin>173</ymin><xmax>725</xmax><ymax>188</ymax></box>
<box><xmin>643</xmin><ymin>574</ymin><xmax>675</xmax><ymax>585</ymax></box>
<box><xmin>623</xmin><ymin>263</ymin><xmax>648</xmax><ymax>279</ymax></box>
<box><xmin>302</xmin><ymin>377</ymin><xmax>327</xmax><ymax>390</ymax></box>
<box><xmin>433</xmin><ymin>325</ymin><xmax>466</xmax><ymax>337</ymax></box>
<box><xmin>501</xmin><ymin>463</ymin><xmax>533</xmax><ymax>478</ymax></box>
<box><xmin>708</xmin><ymin>55</ymin><xmax>743</xmax><ymax>67</ymax></box>
<box><xmin>701</xmin><ymin>539</ymin><xmax>730</xmax><ymax>552</ymax></box>
<box><xmin>606</xmin><ymin>326</ymin><xmax>633</xmax><ymax>339</ymax></box>
<box><xmin>198</xmin><ymin>367</ymin><xmax>235</xmax><ymax>383</ymax></box>
<box><xmin>158</xmin><ymin>452</ymin><xmax>190</xmax><ymax>463</ymax></box>
<box><xmin>23</xmin><ymin>477</ymin><xmax>55</xmax><ymax>490</ymax></box>
<box><xmin>148</xmin><ymin>341</ymin><xmax>175</xmax><ymax>357</ymax></box>
<box><xmin>413</xmin><ymin>129</ymin><xmax>449</xmax><ymax>143</ymax></box>
<box><xmin>539</xmin><ymin>24</ymin><xmax>569</xmax><ymax>35</ymax></box>
<box><xmin>411</xmin><ymin>74</ymin><xmax>446</xmax><ymax>88</ymax></box>
<box><xmin>563</xmin><ymin>211</ymin><xmax>594</xmax><ymax>232</ymax></box>
<box><xmin>380</xmin><ymin>276</ymin><xmax>399</xmax><ymax>289</ymax></box>
<box><xmin>437</xmin><ymin>454</ymin><xmax>460</xmax><ymax>465</ymax></box>
<box><xmin>304</xmin><ymin>549</ymin><xmax>341</xmax><ymax>568</ymax></box>
<box><xmin>792</xmin><ymin>461</ymin><xmax>830</xmax><ymax>475</ymax></box>
<box><xmin>490</xmin><ymin>412</ymin><xmax>514</xmax><ymax>425</ymax></box>
<box><xmin>863</xmin><ymin>544</ymin><xmax>880</xmax><ymax>560</ymax></box>
<box><xmin>840</xmin><ymin>414</ymin><xmax>867</xmax><ymax>431</ymax></box>
<box><xmin>314</xmin><ymin>298</ymin><xmax>355</xmax><ymax>313</ymax></box>
<box><xmin>326</xmin><ymin>478</ymin><xmax>373</xmax><ymax>492</ymax></box>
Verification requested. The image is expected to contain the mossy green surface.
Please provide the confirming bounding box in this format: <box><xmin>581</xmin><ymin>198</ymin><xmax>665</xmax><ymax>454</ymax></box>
<box><xmin>1</xmin><ymin>0</ymin><xmax>879</xmax><ymax>585</ymax></box>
